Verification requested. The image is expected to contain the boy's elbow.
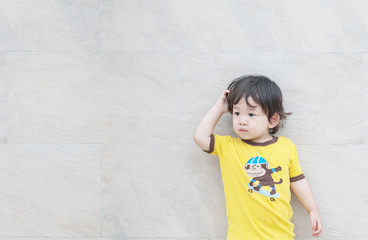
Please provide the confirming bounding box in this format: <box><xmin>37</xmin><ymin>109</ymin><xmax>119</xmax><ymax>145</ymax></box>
<box><xmin>193</xmin><ymin>133</ymin><xmax>201</xmax><ymax>146</ymax></box>
<box><xmin>193</xmin><ymin>134</ymin><xmax>210</xmax><ymax>151</ymax></box>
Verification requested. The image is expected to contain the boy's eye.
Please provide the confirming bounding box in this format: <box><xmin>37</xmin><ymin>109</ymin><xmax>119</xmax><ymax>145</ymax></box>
<box><xmin>234</xmin><ymin>112</ymin><xmax>240</xmax><ymax>116</ymax></box>
<box><xmin>249</xmin><ymin>113</ymin><xmax>255</xmax><ymax>117</ymax></box>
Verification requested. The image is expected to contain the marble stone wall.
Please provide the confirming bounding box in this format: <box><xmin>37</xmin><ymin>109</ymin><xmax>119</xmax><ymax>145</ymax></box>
<box><xmin>0</xmin><ymin>1</ymin><xmax>367</xmax><ymax>240</ymax></box>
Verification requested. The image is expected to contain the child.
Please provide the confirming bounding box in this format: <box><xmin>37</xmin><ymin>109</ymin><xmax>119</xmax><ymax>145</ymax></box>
<box><xmin>193</xmin><ymin>75</ymin><xmax>322</xmax><ymax>240</ymax></box>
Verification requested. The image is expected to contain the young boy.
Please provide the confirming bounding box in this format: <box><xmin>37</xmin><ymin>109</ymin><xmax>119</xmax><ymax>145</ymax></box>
<box><xmin>193</xmin><ymin>75</ymin><xmax>322</xmax><ymax>240</ymax></box>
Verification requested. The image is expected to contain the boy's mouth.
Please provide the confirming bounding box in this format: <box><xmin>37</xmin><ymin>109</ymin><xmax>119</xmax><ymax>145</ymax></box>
<box><xmin>239</xmin><ymin>128</ymin><xmax>248</xmax><ymax>132</ymax></box>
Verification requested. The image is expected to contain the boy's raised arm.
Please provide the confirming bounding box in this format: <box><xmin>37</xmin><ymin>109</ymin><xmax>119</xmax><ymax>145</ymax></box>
<box><xmin>193</xmin><ymin>90</ymin><xmax>230</xmax><ymax>152</ymax></box>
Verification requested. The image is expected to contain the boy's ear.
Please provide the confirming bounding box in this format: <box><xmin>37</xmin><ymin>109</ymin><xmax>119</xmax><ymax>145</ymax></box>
<box><xmin>268</xmin><ymin>113</ymin><xmax>280</xmax><ymax>129</ymax></box>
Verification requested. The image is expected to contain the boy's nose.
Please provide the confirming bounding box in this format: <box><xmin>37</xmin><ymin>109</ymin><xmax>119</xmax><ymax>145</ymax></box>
<box><xmin>239</xmin><ymin>118</ymin><xmax>248</xmax><ymax>125</ymax></box>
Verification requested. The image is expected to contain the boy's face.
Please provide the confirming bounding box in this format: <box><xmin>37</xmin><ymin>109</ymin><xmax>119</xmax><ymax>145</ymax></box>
<box><xmin>232</xmin><ymin>96</ymin><xmax>278</xmax><ymax>143</ymax></box>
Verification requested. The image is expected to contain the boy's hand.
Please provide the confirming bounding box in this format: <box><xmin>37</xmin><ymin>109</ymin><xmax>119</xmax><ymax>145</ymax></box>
<box><xmin>309</xmin><ymin>210</ymin><xmax>323</xmax><ymax>237</ymax></box>
<box><xmin>215</xmin><ymin>90</ymin><xmax>231</xmax><ymax>113</ymax></box>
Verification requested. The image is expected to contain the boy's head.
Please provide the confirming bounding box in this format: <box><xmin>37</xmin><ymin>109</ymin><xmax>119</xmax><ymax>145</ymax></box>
<box><xmin>227</xmin><ymin>75</ymin><xmax>291</xmax><ymax>135</ymax></box>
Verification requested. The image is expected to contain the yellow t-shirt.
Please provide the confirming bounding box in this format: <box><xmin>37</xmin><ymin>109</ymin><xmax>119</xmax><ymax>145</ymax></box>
<box><xmin>208</xmin><ymin>134</ymin><xmax>304</xmax><ymax>240</ymax></box>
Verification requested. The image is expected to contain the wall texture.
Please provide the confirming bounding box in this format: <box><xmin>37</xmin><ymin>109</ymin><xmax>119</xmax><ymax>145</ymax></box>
<box><xmin>0</xmin><ymin>1</ymin><xmax>367</xmax><ymax>240</ymax></box>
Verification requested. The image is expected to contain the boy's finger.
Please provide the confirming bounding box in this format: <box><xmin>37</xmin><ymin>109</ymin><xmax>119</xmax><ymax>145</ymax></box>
<box><xmin>313</xmin><ymin>229</ymin><xmax>322</xmax><ymax>237</ymax></box>
<box><xmin>311</xmin><ymin>219</ymin><xmax>317</xmax><ymax>232</ymax></box>
<box><xmin>317</xmin><ymin>220</ymin><xmax>323</xmax><ymax>235</ymax></box>
<box><xmin>312</xmin><ymin>220</ymin><xmax>322</xmax><ymax>237</ymax></box>
<box><xmin>311</xmin><ymin>222</ymin><xmax>316</xmax><ymax>232</ymax></box>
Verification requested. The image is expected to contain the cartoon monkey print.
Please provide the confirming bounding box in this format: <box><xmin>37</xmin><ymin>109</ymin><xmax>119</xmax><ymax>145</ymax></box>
<box><xmin>245</xmin><ymin>156</ymin><xmax>283</xmax><ymax>195</ymax></box>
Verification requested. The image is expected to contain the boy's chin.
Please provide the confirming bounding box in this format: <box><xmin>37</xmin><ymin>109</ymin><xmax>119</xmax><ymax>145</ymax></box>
<box><xmin>236</xmin><ymin>132</ymin><xmax>251</xmax><ymax>140</ymax></box>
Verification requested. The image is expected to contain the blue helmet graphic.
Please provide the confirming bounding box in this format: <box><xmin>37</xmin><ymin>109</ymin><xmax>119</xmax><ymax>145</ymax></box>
<box><xmin>246</xmin><ymin>156</ymin><xmax>267</xmax><ymax>165</ymax></box>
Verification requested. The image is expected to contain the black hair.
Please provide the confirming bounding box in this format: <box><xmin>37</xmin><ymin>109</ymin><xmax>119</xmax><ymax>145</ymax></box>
<box><xmin>227</xmin><ymin>74</ymin><xmax>291</xmax><ymax>134</ymax></box>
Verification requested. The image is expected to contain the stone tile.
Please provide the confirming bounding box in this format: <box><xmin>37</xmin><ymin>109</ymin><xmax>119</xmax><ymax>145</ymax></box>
<box><xmin>0</xmin><ymin>0</ymin><xmax>99</xmax><ymax>51</ymax></box>
<box><xmin>98</xmin><ymin>52</ymin><xmax>184</xmax><ymax>145</ymax></box>
<box><xmin>7</xmin><ymin>52</ymin><xmax>102</xmax><ymax>144</ymax></box>
<box><xmin>101</xmin><ymin>144</ymin><xmax>227</xmax><ymax>238</ymax></box>
<box><xmin>0</xmin><ymin>144</ymin><xmax>101</xmax><ymax>237</ymax></box>
<box><xmin>8</xmin><ymin>51</ymin><xmax>364</xmax><ymax>145</ymax></box>
<box><xmin>271</xmin><ymin>0</ymin><xmax>368</xmax><ymax>52</ymax></box>
<box><xmin>0</xmin><ymin>53</ymin><xmax>7</xmax><ymax>143</ymax></box>
<box><xmin>100</xmin><ymin>0</ymin><xmax>272</xmax><ymax>51</ymax></box>
<box><xmin>291</xmin><ymin>144</ymin><xmax>368</xmax><ymax>238</ymax></box>
<box><xmin>7</xmin><ymin>52</ymin><xmax>183</xmax><ymax>144</ymax></box>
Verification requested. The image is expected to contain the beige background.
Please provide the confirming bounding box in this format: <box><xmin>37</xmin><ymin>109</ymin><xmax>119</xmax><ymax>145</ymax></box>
<box><xmin>0</xmin><ymin>0</ymin><xmax>367</xmax><ymax>240</ymax></box>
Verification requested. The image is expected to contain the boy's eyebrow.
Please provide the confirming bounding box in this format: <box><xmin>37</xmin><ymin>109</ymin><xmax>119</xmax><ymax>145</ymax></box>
<box><xmin>233</xmin><ymin>105</ymin><xmax>258</xmax><ymax>110</ymax></box>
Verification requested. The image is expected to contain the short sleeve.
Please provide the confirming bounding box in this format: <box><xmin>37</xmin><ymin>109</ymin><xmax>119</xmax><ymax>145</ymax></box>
<box><xmin>289</xmin><ymin>142</ymin><xmax>305</xmax><ymax>182</ymax></box>
<box><xmin>204</xmin><ymin>134</ymin><xmax>232</xmax><ymax>156</ymax></box>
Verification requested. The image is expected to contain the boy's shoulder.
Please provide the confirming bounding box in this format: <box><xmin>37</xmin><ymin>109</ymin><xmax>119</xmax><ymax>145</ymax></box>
<box><xmin>276</xmin><ymin>136</ymin><xmax>297</xmax><ymax>147</ymax></box>
<box><xmin>213</xmin><ymin>134</ymin><xmax>238</xmax><ymax>142</ymax></box>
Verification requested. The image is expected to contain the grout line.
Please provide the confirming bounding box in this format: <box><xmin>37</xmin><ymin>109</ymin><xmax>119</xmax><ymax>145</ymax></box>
<box><xmin>4</xmin><ymin>52</ymin><xmax>9</xmax><ymax>143</ymax></box>
<box><xmin>99</xmin><ymin>143</ymin><xmax>103</xmax><ymax>237</ymax></box>
<box><xmin>1</xmin><ymin>50</ymin><xmax>368</xmax><ymax>54</ymax></box>
<box><xmin>98</xmin><ymin>0</ymin><xmax>102</xmax><ymax>53</ymax></box>
<box><xmin>363</xmin><ymin>54</ymin><xmax>368</xmax><ymax>144</ymax></box>
<box><xmin>0</xmin><ymin>143</ymin><xmax>367</xmax><ymax>146</ymax></box>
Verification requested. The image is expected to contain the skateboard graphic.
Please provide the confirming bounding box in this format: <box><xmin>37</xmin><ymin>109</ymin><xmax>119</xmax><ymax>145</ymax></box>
<box><xmin>247</xmin><ymin>183</ymin><xmax>280</xmax><ymax>201</ymax></box>
<box><xmin>245</xmin><ymin>156</ymin><xmax>283</xmax><ymax>202</ymax></box>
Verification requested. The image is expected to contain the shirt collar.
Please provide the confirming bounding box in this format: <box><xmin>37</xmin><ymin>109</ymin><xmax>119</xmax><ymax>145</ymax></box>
<box><xmin>241</xmin><ymin>136</ymin><xmax>278</xmax><ymax>146</ymax></box>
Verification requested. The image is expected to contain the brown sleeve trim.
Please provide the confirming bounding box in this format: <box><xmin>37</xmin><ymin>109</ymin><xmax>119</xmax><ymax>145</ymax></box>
<box><xmin>290</xmin><ymin>174</ymin><xmax>305</xmax><ymax>182</ymax></box>
<box><xmin>203</xmin><ymin>134</ymin><xmax>215</xmax><ymax>154</ymax></box>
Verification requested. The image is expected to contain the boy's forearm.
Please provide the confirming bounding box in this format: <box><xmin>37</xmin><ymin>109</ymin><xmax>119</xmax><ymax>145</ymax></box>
<box><xmin>290</xmin><ymin>178</ymin><xmax>319</xmax><ymax>213</ymax></box>
<box><xmin>291</xmin><ymin>178</ymin><xmax>323</xmax><ymax>237</ymax></box>
<box><xmin>193</xmin><ymin>104</ymin><xmax>225</xmax><ymax>150</ymax></box>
